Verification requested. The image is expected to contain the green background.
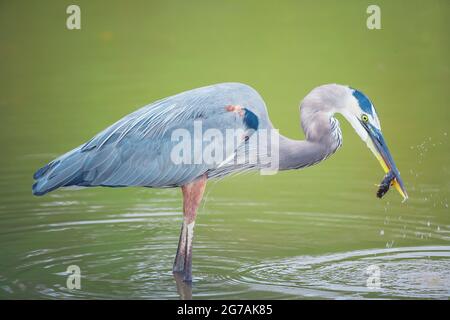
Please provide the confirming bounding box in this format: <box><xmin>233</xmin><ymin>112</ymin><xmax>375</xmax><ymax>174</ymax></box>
<box><xmin>0</xmin><ymin>0</ymin><xmax>449</xmax><ymax>299</ymax></box>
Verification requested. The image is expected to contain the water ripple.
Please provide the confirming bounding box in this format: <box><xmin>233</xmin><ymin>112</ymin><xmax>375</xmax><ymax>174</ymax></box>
<box><xmin>233</xmin><ymin>246</ymin><xmax>450</xmax><ymax>299</ymax></box>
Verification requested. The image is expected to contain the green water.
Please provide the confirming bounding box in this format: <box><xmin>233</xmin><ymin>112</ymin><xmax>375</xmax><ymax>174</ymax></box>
<box><xmin>0</xmin><ymin>0</ymin><xmax>449</xmax><ymax>299</ymax></box>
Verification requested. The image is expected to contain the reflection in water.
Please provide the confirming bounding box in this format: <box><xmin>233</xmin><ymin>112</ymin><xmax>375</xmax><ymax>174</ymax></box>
<box><xmin>173</xmin><ymin>272</ymin><xmax>192</xmax><ymax>300</ymax></box>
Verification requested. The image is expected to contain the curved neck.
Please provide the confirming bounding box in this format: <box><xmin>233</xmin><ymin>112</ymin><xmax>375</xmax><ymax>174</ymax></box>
<box><xmin>277</xmin><ymin>124</ymin><xmax>341</xmax><ymax>171</ymax></box>
<box><xmin>277</xmin><ymin>91</ymin><xmax>344</xmax><ymax>170</ymax></box>
<box><xmin>277</xmin><ymin>137</ymin><xmax>326</xmax><ymax>170</ymax></box>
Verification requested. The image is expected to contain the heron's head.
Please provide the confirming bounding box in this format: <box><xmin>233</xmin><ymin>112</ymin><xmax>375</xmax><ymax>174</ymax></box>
<box><xmin>339</xmin><ymin>86</ymin><xmax>408</xmax><ymax>201</ymax></box>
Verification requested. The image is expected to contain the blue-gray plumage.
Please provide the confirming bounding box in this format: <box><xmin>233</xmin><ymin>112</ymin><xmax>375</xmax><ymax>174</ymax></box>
<box><xmin>33</xmin><ymin>83</ymin><xmax>268</xmax><ymax>194</ymax></box>
<box><xmin>32</xmin><ymin>82</ymin><xmax>407</xmax><ymax>282</ymax></box>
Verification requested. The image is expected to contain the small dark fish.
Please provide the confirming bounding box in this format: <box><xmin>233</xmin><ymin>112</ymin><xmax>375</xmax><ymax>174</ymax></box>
<box><xmin>377</xmin><ymin>171</ymin><xmax>396</xmax><ymax>198</ymax></box>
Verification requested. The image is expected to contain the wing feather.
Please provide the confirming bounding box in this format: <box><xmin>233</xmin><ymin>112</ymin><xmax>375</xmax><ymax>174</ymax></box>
<box><xmin>32</xmin><ymin>83</ymin><xmax>268</xmax><ymax>195</ymax></box>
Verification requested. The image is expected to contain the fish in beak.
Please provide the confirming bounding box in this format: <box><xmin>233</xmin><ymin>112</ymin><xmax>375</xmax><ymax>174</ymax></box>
<box><xmin>361</xmin><ymin>120</ymin><xmax>408</xmax><ymax>201</ymax></box>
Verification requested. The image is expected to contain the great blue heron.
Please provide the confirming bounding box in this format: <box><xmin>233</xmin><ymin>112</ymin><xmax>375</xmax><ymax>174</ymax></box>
<box><xmin>32</xmin><ymin>83</ymin><xmax>407</xmax><ymax>282</ymax></box>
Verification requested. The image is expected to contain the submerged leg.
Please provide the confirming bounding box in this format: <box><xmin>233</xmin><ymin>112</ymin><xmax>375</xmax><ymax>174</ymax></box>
<box><xmin>172</xmin><ymin>174</ymin><xmax>207</xmax><ymax>282</ymax></box>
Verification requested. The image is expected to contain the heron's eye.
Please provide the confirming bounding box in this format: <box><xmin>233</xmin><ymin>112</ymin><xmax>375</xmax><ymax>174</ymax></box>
<box><xmin>361</xmin><ymin>114</ymin><xmax>369</xmax><ymax>123</ymax></box>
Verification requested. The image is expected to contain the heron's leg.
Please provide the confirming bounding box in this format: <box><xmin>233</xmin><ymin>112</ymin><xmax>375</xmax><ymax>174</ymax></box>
<box><xmin>173</xmin><ymin>221</ymin><xmax>187</xmax><ymax>273</ymax></box>
<box><xmin>176</xmin><ymin>174</ymin><xmax>207</xmax><ymax>282</ymax></box>
<box><xmin>183</xmin><ymin>220</ymin><xmax>195</xmax><ymax>282</ymax></box>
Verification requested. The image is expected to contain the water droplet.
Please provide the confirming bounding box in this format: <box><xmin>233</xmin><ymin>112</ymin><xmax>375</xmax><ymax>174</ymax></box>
<box><xmin>379</xmin><ymin>230</ymin><xmax>384</xmax><ymax>236</ymax></box>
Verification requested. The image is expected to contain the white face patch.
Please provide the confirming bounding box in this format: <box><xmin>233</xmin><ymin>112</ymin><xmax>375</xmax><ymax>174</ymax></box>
<box><xmin>341</xmin><ymin>94</ymin><xmax>369</xmax><ymax>142</ymax></box>
<box><xmin>342</xmin><ymin>108</ymin><xmax>369</xmax><ymax>142</ymax></box>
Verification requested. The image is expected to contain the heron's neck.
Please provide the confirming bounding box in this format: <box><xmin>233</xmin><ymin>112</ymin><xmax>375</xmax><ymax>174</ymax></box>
<box><xmin>277</xmin><ymin>108</ymin><xmax>342</xmax><ymax>170</ymax></box>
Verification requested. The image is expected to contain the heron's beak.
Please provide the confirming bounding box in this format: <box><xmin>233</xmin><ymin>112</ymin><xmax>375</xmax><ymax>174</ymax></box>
<box><xmin>362</xmin><ymin>121</ymin><xmax>408</xmax><ymax>201</ymax></box>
